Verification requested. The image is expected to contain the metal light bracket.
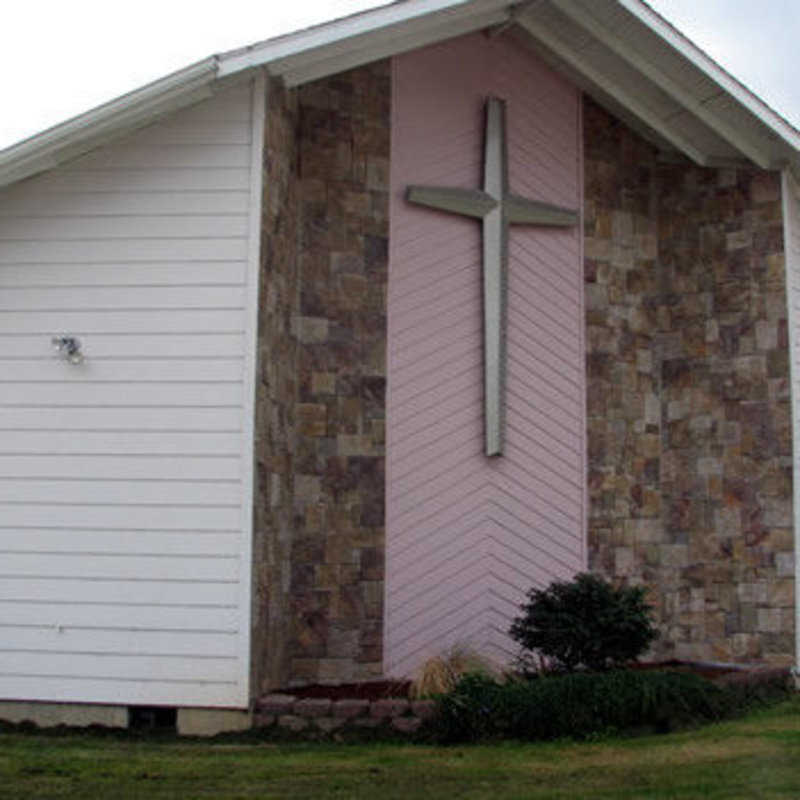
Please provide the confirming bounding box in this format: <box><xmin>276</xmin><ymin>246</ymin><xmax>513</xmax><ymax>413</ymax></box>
<box><xmin>52</xmin><ymin>335</ymin><xmax>85</xmax><ymax>365</ymax></box>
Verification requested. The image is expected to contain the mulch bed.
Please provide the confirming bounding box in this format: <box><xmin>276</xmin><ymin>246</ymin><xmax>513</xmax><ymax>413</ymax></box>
<box><xmin>272</xmin><ymin>661</ymin><xmax>789</xmax><ymax>702</ymax></box>
<box><xmin>281</xmin><ymin>680</ymin><xmax>413</xmax><ymax>701</ymax></box>
<box><xmin>629</xmin><ymin>659</ymin><xmax>740</xmax><ymax>681</ymax></box>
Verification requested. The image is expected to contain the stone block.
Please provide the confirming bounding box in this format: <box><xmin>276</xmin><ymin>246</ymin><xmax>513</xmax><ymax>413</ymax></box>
<box><xmin>339</xmin><ymin>273</ymin><xmax>369</xmax><ymax>309</ymax></box>
<box><xmin>659</xmin><ymin>544</ymin><xmax>689</xmax><ymax>568</ymax></box>
<box><xmin>763</xmin><ymin>497</ymin><xmax>791</xmax><ymax>527</ymax></box>
<box><xmin>257</xmin><ymin>694</ymin><xmax>297</xmax><ymax>715</ymax></box>
<box><xmin>327</xmin><ymin>626</ymin><xmax>360</xmax><ymax>659</ymax></box>
<box><xmin>585</xmin><ymin>284</ymin><xmax>609</xmax><ymax>311</ymax></box>
<box><xmin>294</xmin><ymin>474</ymin><xmax>322</xmax><ymax>503</ymax></box>
<box><xmin>614</xmin><ymin>547</ymin><xmax>634</xmax><ymax>576</ymax></box>
<box><xmin>352</xmin><ymin>717</ymin><xmax>382</xmax><ymax>728</ymax></box>
<box><xmin>750</xmin><ymin>173</ymin><xmax>781</xmax><ymax>204</ymax></box>
<box><xmin>337</xmin><ymin>434</ymin><xmax>374</xmax><ymax>456</ymax></box>
<box><xmin>768</xmin><ymin>579</ymin><xmax>794</xmax><ymax>608</ymax></box>
<box><xmin>294</xmin><ymin>698</ymin><xmax>332</xmax><ymax>718</ymax></box>
<box><xmin>410</xmin><ymin>700</ymin><xmax>436</xmax><ymax>720</ymax></box>
<box><xmin>689</xmin><ymin>588</ymin><xmax>705</xmax><ymax>613</ymax></box>
<box><xmin>312</xmin><ymin>372</ymin><xmax>337</xmax><ymax>395</ymax></box>
<box><xmin>278</xmin><ymin>715</ymin><xmax>309</xmax><ymax>732</ymax></box>
<box><xmin>391</xmin><ymin>717</ymin><xmax>422</xmax><ymax>733</ymax></box>
<box><xmin>776</xmin><ymin>552</ymin><xmax>794</xmax><ymax>577</ymax></box>
<box><xmin>726</xmin><ymin>230</ymin><xmax>752</xmax><ymax>251</ymax></box>
<box><xmin>697</xmin><ymin>457</ymin><xmax>721</xmax><ymax>477</ymax></box>
<box><xmin>297</xmin><ymin>405</ymin><xmax>327</xmax><ymax>437</ymax></box>
<box><xmin>755</xmin><ymin>320</ymin><xmax>777</xmax><ymax>351</ymax></box>
<box><xmin>625</xmin><ymin>518</ymin><xmax>661</xmax><ymax>543</ymax></box>
<box><xmin>757</xmin><ymin>608</ymin><xmax>782</xmax><ymax>633</ymax></box>
<box><xmin>331</xmin><ymin>252</ymin><xmax>364</xmax><ymax>273</ymax></box>
<box><xmin>292</xmin><ymin>315</ymin><xmax>329</xmax><ymax>344</ymax></box>
<box><xmin>315</xmin><ymin>716</ymin><xmax>347</xmax><ymax>733</ymax></box>
<box><xmin>333</xmin><ymin>699</ymin><xmax>370</xmax><ymax>719</ymax></box>
<box><xmin>667</xmin><ymin>400</ymin><xmax>686</xmax><ymax>421</ymax></box>
<box><xmin>370</xmin><ymin>699</ymin><xmax>409</xmax><ymax>719</ymax></box>
<box><xmin>731</xmin><ymin>633</ymin><xmax>760</xmax><ymax>658</ymax></box>
<box><xmin>318</xmin><ymin>658</ymin><xmax>358</xmax><ymax>683</ymax></box>
<box><xmin>366</xmin><ymin>156</ymin><xmax>390</xmax><ymax>191</ymax></box>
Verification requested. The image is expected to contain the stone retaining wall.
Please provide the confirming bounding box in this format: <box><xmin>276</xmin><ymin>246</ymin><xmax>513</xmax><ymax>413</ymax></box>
<box><xmin>254</xmin><ymin>694</ymin><xmax>434</xmax><ymax>735</ymax></box>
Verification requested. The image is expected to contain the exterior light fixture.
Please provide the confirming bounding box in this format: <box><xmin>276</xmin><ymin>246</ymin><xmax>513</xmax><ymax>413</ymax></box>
<box><xmin>51</xmin><ymin>335</ymin><xmax>85</xmax><ymax>365</ymax></box>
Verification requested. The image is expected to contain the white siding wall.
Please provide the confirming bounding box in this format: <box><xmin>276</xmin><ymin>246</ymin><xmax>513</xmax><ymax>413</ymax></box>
<box><xmin>783</xmin><ymin>171</ymin><xmax>800</xmax><ymax>670</ymax></box>
<box><xmin>0</xmin><ymin>80</ymin><xmax>261</xmax><ymax>708</ymax></box>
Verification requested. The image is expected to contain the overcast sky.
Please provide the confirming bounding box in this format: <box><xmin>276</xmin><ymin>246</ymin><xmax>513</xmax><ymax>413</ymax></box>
<box><xmin>0</xmin><ymin>1</ymin><xmax>798</xmax><ymax>152</ymax></box>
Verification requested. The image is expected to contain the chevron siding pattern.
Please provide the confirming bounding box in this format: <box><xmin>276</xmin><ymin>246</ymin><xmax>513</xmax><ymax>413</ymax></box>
<box><xmin>386</xmin><ymin>34</ymin><xmax>586</xmax><ymax>677</ymax></box>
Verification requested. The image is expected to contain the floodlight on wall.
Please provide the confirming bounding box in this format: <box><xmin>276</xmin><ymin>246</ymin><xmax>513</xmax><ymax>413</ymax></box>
<box><xmin>52</xmin><ymin>335</ymin><xmax>84</xmax><ymax>365</ymax></box>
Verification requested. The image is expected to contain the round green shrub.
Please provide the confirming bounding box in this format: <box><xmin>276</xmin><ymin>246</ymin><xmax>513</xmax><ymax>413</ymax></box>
<box><xmin>509</xmin><ymin>573</ymin><xmax>658</xmax><ymax>672</ymax></box>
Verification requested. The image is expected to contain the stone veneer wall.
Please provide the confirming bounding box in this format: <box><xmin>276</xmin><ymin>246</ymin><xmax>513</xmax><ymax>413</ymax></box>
<box><xmin>252</xmin><ymin>75</ymin><xmax>301</xmax><ymax>696</ymax></box>
<box><xmin>252</xmin><ymin>63</ymin><xmax>391</xmax><ymax>694</ymax></box>
<box><xmin>584</xmin><ymin>98</ymin><xmax>795</xmax><ymax>665</ymax></box>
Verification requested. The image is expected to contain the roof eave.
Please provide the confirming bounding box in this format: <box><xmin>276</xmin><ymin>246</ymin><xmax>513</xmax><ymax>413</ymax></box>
<box><xmin>0</xmin><ymin>0</ymin><xmax>799</xmax><ymax>191</ymax></box>
<box><xmin>216</xmin><ymin>0</ymin><xmax>511</xmax><ymax>78</ymax></box>
<box><xmin>0</xmin><ymin>0</ymin><xmax>515</xmax><ymax>190</ymax></box>
<box><xmin>514</xmin><ymin>0</ymin><xmax>800</xmax><ymax>174</ymax></box>
<box><xmin>616</xmin><ymin>0</ymin><xmax>800</xmax><ymax>154</ymax></box>
<box><xmin>0</xmin><ymin>57</ymin><xmax>220</xmax><ymax>188</ymax></box>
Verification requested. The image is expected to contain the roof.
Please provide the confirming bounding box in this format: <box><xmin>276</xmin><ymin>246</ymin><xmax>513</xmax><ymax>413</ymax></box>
<box><xmin>1</xmin><ymin>0</ymin><xmax>799</xmax><ymax>188</ymax></box>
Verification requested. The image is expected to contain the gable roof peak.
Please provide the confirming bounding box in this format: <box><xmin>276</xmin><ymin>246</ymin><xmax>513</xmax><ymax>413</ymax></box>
<box><xmin>0</xmin><ymin>0</ymin><xmax>798</xmax><ymax>189</ymax></box>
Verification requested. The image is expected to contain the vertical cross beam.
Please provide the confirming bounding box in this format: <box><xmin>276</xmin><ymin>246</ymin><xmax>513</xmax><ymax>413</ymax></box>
<box><xmin>482</xmin><ymin>97</ymin><xmax>507</xmax><ymax>457</ymax></box>
<box><xmin>407</xmin><ymin>97</ymin><xmax>578</xmax><ymax>457</ymax></box>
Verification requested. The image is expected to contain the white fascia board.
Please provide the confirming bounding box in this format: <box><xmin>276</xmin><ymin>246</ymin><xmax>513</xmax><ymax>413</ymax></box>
<box><xmin>550</xmin><ymin>0</ymin><xmax>774</xmax><ymax>170</ymax></box>
<box><xmin>618</xmin><ymin>0</ymin><xmax>800</xmax><ymax>154</ymax></box>
<box><xmin>780</xmin><ymin>169</ymin><xmax>800</xmax><ymax>682</ymax></box>
<box><xmin>281</xmin><ymin>7</ymin><xmax>509</xmax><ymax>87</ymax></box>
<box><xmin>240</xmin><ymin>72</ymin><xmax>267</xmax><ymax>706</ymax></box>
<box><xmin>518</xmin><ymin>9</ymin><xmax>710</xmax><ymax>166</ymax></box>
<box><xmin>216</xmin><ymin>0</ymin><xmax>512</xmax><ymax>78</ymax></box>
<box><xmin>0</xmin><ymin>57</ymin><xmax>219</xmax><ymax>189</ymax></box>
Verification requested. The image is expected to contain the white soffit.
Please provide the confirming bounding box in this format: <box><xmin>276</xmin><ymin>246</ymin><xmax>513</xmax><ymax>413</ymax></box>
<box><xmin>516</xmin><ymin>0</ymin><xmax>800</xmax><ymax>171</ymax></box>
<box><xmin>1</xmin><ymin>0</ymin><xmax>799</xmax><ymax>189</ymax></box>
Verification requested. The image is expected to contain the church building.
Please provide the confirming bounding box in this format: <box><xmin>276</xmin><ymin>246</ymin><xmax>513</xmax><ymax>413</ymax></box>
<box><xmin>0</xmin><ymin>0</ymin><xmax>798</xmax><ymax>731</ymax></box>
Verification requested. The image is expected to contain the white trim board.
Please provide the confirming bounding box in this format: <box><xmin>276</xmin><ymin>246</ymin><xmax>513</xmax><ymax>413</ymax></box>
<box><xmin>781</xmin><ymin>169</ymin><xmax>800</xmax><ymax>678</ymax></box>
<box><xmin>238</xmin><ymin>71</ymin><xmax>267</xmax><ymax>707</ymax></box>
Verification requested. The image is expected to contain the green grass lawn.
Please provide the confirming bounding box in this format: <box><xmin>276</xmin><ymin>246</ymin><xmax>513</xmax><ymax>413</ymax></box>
<box><xmin>0</xmin><ymin>697</ymin><xmax>798</xmax><ymax>799</ymax></box>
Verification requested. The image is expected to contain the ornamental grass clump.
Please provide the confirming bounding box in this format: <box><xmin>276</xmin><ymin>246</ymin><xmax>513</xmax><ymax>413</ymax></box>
<box><xmin>410</xmin><ymin>644</ymin><xmax>499</xmax><ymax>699</ymax></box>
<box><xmin>509</xmin><ymin>573</ymin><xmax>658</xmax><ymax>672</ymax></box>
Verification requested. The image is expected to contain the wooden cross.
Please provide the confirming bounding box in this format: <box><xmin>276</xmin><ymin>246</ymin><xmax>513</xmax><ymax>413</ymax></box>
<box><xmin>406</xmin><ymin>96</ymin><xmax>578</xmax><ymax>457</ymax></box>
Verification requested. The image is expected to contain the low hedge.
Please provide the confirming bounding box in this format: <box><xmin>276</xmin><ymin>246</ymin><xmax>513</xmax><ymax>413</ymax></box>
<box><xmin>427</xmin><ymin>669</ymin><xmax>790</xmax><ymax>743</ymax></box>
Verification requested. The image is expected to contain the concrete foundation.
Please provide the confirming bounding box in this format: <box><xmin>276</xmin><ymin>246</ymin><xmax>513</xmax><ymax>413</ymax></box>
<box><xmin>176</xmin><ymin>708</ymin><xmax>253</xmax><ymax>737</ymax></box>
<box><xmin>0</xmin><ymin>701</ymin><xmax>127</xmax><ymax>728</ymax></box>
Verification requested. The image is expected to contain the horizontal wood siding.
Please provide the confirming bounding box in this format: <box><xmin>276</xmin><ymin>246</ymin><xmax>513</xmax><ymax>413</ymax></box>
<box><xmin>0</xmin><ymin>82</ymin><xmax>257</xmax><ymax>708</ymax></box>
<box><xmin>387</xmin><ymin>34</ymin><xmax>585</xmax><ymax>677</ymax></box>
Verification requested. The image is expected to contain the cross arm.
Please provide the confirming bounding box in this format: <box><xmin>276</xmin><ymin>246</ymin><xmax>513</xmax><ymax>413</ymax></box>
<box><xmin>506</xmin><ymin>194</ymin><xmax>578</xmax><ymax>226</ymax></box>
<box><xmin>406</xmin><ymin>186</ymin><xmax>498</xmax><ymax>219</ymax></box>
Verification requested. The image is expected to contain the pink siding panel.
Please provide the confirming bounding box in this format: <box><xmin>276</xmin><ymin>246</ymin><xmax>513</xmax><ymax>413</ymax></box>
<box><xmin>386</xmin><ymin>33</ymin><xmax>586</xmax><ymax>677</ymax></box>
